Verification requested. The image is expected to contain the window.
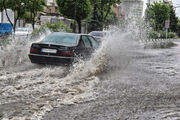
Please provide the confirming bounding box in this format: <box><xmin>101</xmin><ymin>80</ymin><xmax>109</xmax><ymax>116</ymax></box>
<box><xmin>88</xmin><ymin>36</ymin><xmax>99</xmax><ymax>48</ymax></box>
<box><xmin>78</xmin><ymin>40</ymin><xmax>85</xmax><ymax>48</ymax></box>
<box><xmin>82</xmin><ymin>36</ymin><xmax>91</xmax><ymax>48</ymax></box>
<box><xmin>42</xmin><ymin>33</ymin><xmax>78</xmax><ymax>46</ymax></box>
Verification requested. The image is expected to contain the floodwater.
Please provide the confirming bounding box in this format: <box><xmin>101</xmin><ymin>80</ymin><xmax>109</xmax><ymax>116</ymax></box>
<box><xmin>0</xmin><ymin>32</ymin><xmax>180</xmax><ymax>120</ymax></box>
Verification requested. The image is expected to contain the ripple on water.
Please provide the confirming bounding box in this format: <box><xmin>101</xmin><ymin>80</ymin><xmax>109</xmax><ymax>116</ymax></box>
<box><xmin>139</xmin><ymin>106</ymin><xmax>180</xmax><ymax>120</ymax></box>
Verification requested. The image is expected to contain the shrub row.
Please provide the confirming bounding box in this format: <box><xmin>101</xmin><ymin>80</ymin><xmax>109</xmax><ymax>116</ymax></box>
<box><xmin>148</xmin><ymin>31</ymin><xmax>176</xmax><ymax>39</ymax></box>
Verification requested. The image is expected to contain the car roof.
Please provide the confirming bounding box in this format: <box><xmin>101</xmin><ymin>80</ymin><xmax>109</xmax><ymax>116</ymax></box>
<box><xmin>52</xmin><ymin>32</ymin><xmax>91</xmax><ymax>36</ymax></box>
<box><xmin>89</xmin><ymin>31</ymin><xmax>110</xmax><ymax>33</ymax></box>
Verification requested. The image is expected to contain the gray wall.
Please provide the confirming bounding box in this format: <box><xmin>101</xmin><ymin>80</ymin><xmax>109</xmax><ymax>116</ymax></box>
<box><xmin>0</xmin><ymin>9</ymin><xmax>14</xmax><ymax>24</ymax></box>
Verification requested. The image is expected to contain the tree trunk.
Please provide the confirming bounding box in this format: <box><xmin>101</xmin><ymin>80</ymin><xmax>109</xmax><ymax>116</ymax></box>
<box><xmin>77</xmin><ymin>19</ymin><xmax>81</xmax><ymax>33</ymax></box>
<box><xmin>32</xmin><ymin>12</ymin><xmax>35</xmax><ymax>30</ymax></box>
<box><xmin>30</xmin><ymin>11</ymin><xmax>34</xmax><ymax>30</ymax></box>
<box><xmin>3</xmin><ymin>0</ymin><xmax>13</xmax><ymax>29</ymax></box>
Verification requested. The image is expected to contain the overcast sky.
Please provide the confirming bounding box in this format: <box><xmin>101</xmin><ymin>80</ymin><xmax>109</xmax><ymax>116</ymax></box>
<box><xmin>143</xmin><ymin>0</ymin><xmax>180</xmax><ymax>17</ymax></box>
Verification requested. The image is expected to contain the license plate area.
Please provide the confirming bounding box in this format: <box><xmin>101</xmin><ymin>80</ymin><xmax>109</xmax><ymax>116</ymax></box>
<box><xmin>41</xmin><ymin>48</ymin><xmax>57</xmax><ymax>53</ymax></box>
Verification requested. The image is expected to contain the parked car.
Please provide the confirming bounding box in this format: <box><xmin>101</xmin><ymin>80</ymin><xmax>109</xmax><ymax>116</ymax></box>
<box><xmin>0</xmin><ymin>23</ymin><xmax>13</xmax><ymax>37</ymax></box>
<box><xmin>14</xmin><ymin>27</ymin><xmax>32</xmax><ymax>36</ymax></box>
<box><xmin>28</xmin><ymin>32</ymin><xmax>99</xmax><ymax>64</ymax></box>
<box><xmin>88</xmin><ymin>31</ymin><xmax>111</xmax><ymax>42</ymax></box>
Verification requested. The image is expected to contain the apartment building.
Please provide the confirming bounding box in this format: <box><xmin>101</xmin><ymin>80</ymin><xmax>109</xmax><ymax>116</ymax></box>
<box><xmin>44</xmin><ymin>0</ymin><xmax>58</xmax><ymax>14</ymax></box>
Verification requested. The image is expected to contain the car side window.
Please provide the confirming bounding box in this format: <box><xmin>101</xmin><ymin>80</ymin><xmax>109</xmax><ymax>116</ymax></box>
<box><xmin>88</xmin><ymin>36</ymin><xmax>99</xmax><ymax>48</ymax></box>
<box><xmin>82</xmin><ymin>35</ymin><xmax>91</xmax><ymax>48</ymax></box>
<box><xmin>78</xmin><ymin>39</ymin><xmax>85</xmax><ymax>48</ymax></box>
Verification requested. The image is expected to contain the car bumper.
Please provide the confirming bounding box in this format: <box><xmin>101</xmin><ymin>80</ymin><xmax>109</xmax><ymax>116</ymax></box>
<box><xmin>28</xmin><ymin>53</ymin><xmax>74</xmax><ymax>64</ymax></box>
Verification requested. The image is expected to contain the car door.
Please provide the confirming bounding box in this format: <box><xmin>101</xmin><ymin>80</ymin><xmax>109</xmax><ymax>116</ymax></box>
<box><xmin>87</xmin><ymin>35</ymin><xmax>99</xmax><ymax>50</ymax></box>
<box><xmin>81</xmin><ymin>35</ymin><xmax>93</xmax><ymax>57</ymax></box>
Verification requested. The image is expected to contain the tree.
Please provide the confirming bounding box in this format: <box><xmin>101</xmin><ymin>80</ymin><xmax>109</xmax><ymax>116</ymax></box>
<box><xmin>25</xmin><ymin>0</ymin><xmax>46</xmax><ymax>30</ymax></box>
<box><xmin>169</xmin><ymin>5</ymin><xmax>178</xmax><ymax>32</ymax></box>
<box><xmin>177</xmin><ymin>19</ymin><xmax>180</xmax><ymax>37</ymax></box>
<box><xmin>145</xmin><ymin>2</ymin><xmax>170</xmax><ymax>31</ymax></box>
<box><xmin>56</xmin><ymin>0</ymin><xmax>92</xmax><ymax>33</ymax></box>
<box><xmin>103</xmin><ymin>9</ymin><xmax>118</xmax><ymax>29</ymax></box>
<box><xmin>88</xmin><ymin>0</ymin><xmax>121</xmax><ymax>31</ymax></box>
<box><xmin>0</xmin><ymin>0</ymin><xmax>26</xmax><ymax>32</ymax></box>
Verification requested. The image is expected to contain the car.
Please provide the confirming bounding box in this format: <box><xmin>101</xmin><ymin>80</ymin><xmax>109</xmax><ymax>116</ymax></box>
<box><xmin>0</xmin><ymin>23</ymin><xmax>13</xmax><ymax>37</ymax></box>
<box><xmin>28</xmin><ymin>32</ymin><xmax>99</xmax><ymax>65</ymax></box>
<box><xmin>88</xmin><ymin>31</ymin><xmax>111</xmax><ymax>42</ymax></box>
<box><xmin>14</xmin><ymin>27</ymin><xmax>32</xmax><ymax>36</ymax></box>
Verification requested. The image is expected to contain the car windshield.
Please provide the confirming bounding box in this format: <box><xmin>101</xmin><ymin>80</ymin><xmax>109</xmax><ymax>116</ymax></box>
<box><xmin>42</xmin><ymin>33</ymin><xmax>79</xmax><ymax>46</ymax></box>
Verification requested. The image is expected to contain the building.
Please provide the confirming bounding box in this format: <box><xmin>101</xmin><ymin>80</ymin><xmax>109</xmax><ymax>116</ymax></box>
<box><xmin>111</xmin><ymin>4</ymin><xmax>122</xmax><ymax>17</ymax></box>
<box><xmin>112</xmin><ymin>0</ymin><xmax>144</xmax><ymax>19</ymax></box>
<box><xmin>0</xmin><ymin>9</ymin><xmax>14</xmax><ymax>24</ymax></box>
<box><xmin>44</xmin><ymin>0</ymin><xmax>58</xmax><ymax>15</ymax></box>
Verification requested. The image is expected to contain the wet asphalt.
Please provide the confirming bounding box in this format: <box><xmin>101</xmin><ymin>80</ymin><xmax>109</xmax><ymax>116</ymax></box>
<box><xmin>43</xmin><ymin>42</ymin><xmax>180</xmax><ymax>120</ymax></box>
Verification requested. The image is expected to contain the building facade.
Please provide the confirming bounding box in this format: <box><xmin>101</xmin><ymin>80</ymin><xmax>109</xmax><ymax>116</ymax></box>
<box><xmin>44</xmin><ymin>0</ymin><xmax>58</xmax><ymax>14</ymax></box>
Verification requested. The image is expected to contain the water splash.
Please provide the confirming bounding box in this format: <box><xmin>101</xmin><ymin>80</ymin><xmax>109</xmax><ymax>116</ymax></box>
<box><xmin>0</xmin><ymin>21</ymin><xmax>145</xmax><ymax>120</ymax></box>
<box><xmin>0</xmin><ymin>30</ymin><xmax>51</xmax><ymax>69</ymax></box>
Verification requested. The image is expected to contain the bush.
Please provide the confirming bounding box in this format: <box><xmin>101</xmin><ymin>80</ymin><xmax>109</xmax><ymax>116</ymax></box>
<box><xmin>148</xmin><ymin>31</ymin><xmax>158</xmax><ymax>39</ymax></box>
<box><xmin>31</xmin><ymin>21</ymin><xmax>72</xmax><ymax>38</ymax></box>
<box><xmin>159</xmin><ymin>31</ymin><xmax>166</xmax><ymax>38</ymax></box>
<box><xmin>148</xmin><ymin>30</ymin><xmax>176</xmax><ymax>39</ymax></box>
<box><xmin>168</xmin><ymin>32</ymin><xmax>176</xmax><ymax>38</ymax></box>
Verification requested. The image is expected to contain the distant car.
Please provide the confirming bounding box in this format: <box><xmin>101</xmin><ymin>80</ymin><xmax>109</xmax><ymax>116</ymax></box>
<box><xmin>28</xmin><ymin>32</ymin><xmax>99</xmax><ymax>64</ymax></box>
<box><xmin>14</xmin><ymin>27</ymin><xmax>32</xmax><ymax>36</ymax></box>
<box><xmin>0</xmin><ymin>23</ymin><xmax>13</xmax><ymax>37</ymax></box>
<box><xmin>88</xmin><ymin>31</ymin><xmax>111</xmax><ymax>42</ymax></box>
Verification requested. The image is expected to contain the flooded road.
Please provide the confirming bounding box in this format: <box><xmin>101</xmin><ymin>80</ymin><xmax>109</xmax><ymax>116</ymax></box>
<box><xmin>1</xmin><ymin>34</ymin><xmax>180</xmax><ymax>120</ymax></box>
<box><xmin>43</xmin><ymin>41</ymin><xmax>180</xmax><ymax>120</ymax></box>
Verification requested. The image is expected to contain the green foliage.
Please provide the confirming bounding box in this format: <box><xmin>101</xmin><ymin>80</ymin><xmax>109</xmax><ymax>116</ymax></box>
<box><xmin>31</xmin><ymin>22</ymin><xmax>72</xmax><ymax>38</ymax></box>
<box><xmin>45</xmin><ymin>22</ymin><xmax>72</xmax><ymax>32</ymax></box>
<box><xmin>0</xmin><ymin>0</ymin><xmax>26</xmax><ymax>14</ymax></box>
<box><xmin>168</xmin><ymin>32</ymin><xmax>176</xmax><ymax>38</ymax></box>
<box><xmin>0</xmin><ymin>0</ymin><xmax>45</xmax><ymax>30</ymax></box>
<box><xmin>88</xmin><ymin>8</ymin><xmax>118</xmax><ymax>32</ymax></box>
<box><xmin>103</xmin><ymin>9</ymin><xmax>118</xmax><ymax>29</ymax></box>
<box><xmin>148</xmin><ymin>30</ymin><xmax>176</xmax><ymax>39</ymax></box>
<box><xmin>56</xmin><ymin>0</ymin><xmax>92</xmax><ymax>33</ymax></box>
<box><xmin>21</xmin><ymin>11</ymin><xmax>31</xmax><ymax>23</ymax></box>
<box><xmin>145</xmin><ymin>2</ymin><xmax>170</xmax><ymax>31</ymax></box>
<box><xmin>148</xmin><ymin>31</ymin><xmax>159</xmax><ymax>39</ymax></box>
<box><xmin>24</xmin><ymin>0</ymin><xmax>46</xmax><ymax>29</ymax></box>
<box><xmin>169</xmin><ymin>6</ymin><xmax>178</xmax><ymax>32</ymax></box>
<box><xmin>88</xmin><ymin>0</ymin><xmax>121</xmax><ymax>31</ymax></box>
<box><xmin>177</xmin><ymin>19</ymin><xmax>180</xmax><ymax>37</ymax></box>
<box><xmin>0</xmin><ymin>0</ymin><xmax>27</xmax><ymax>31</ymax></box>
